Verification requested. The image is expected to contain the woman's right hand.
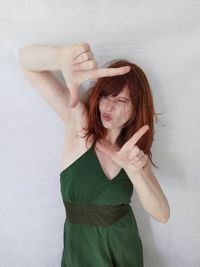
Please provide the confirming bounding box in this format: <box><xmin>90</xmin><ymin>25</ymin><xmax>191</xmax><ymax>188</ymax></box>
<box><xmin>56</xmin><ymin>42</ymin><xmax>131</xmax><ymax>108</ymax></box>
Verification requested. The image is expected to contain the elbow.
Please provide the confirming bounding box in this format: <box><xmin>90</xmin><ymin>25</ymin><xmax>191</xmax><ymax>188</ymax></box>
<box><xmin>149</xmin><ymin>200</ymin><xmax>170</xmax><ymax>223</ymax></box>
<box><xmin>159</xmin><ymin>213</ymin><xmax>170</xmax><ymax>224</ymax></box>
<box><xmin>158</xmin><ymin>204</ymin><xmax>170</xmax><ymax>224</ymax></box>
<box><xmin>149</xmin><ymin>207</ymin><xmax>170</xmax><ymax>224</ymax></box>
<box><xmin>154</xmin><ymin>211</ymin><xmax>170</xmax><ymax>224</ymax></box>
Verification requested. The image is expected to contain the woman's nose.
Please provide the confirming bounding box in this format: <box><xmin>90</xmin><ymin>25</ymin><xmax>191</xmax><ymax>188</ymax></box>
<box><xmin>105</xmin><ymin>99</ymin><xmax>115</xmax><ymax>110</ymax></box>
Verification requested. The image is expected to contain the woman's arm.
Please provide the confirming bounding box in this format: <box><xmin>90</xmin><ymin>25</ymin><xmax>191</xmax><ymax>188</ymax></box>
<box><xmin>18</xmin><ymin>44</ymin><xmax>59</xmax><ymax>71</ymax></box>
<box><xmin>18</xmin><ymin>42</ymin><xmax>131</xmax><ymax>111</ymax></box>
<box><xmin>125</xmin><ymin>161</ymin><xmax>170</xmax><ymax>223</ymax></box>
<box><xmin>18</xmin><ymin>44</ymin><xmax>84</xmax><ymax>130</ymax></box>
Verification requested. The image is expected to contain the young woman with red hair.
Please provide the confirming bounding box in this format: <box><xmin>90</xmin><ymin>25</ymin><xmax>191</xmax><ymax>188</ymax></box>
<box><xmin>18</xmin><ymin>42</ymin><xmax>170</xmax><ymax>267</ymax></box>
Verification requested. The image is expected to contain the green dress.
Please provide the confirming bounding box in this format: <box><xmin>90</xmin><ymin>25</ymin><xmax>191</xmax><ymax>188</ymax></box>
<box><xmin>60</xmin><ymin>146</ymin><xmax>143</xmax><ymax>267</ymax></box>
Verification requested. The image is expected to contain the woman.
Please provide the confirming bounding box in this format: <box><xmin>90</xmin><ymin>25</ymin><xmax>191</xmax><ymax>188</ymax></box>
<box><xmin>18</xmin><ymin>42</ymin><xmax>170</xmax><ymax>267</ymax></box>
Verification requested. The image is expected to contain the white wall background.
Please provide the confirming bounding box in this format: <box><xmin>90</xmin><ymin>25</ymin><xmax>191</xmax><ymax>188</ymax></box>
<box><xmin>0</xmin><ymin>0</ymin><xmax>199</xmax><ymax>266</ymax></box>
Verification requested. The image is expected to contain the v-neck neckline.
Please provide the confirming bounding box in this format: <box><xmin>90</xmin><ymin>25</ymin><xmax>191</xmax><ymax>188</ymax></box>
<box><xmin>91</xmin><ymin>146</ymin><xmax>123</xmax><ymax>182</ymax></box>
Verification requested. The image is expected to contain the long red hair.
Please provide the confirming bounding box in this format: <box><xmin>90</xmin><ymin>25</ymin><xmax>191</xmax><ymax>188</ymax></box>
<box><xmin>81</xmin><ymin>59</ymin><xmax>160</xmax><ymax>168</ymax></box>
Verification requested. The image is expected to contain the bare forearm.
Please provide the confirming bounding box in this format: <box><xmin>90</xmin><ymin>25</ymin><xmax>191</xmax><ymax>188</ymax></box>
<box><xmin>18</xmin><ymin>44</ymin><xmax>60</xmax><ymax>72</ymax></box>
<box><xmin>125</xmin><ymin>168</ymin><xmax>170</xmax><ymax>223</ymax></box>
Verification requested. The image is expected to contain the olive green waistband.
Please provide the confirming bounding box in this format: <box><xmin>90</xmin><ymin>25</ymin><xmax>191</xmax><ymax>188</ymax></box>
<box><xmin>64</xmin><ymin>202</ymin><xmax>130</xmax><ymax>226</ymax></box>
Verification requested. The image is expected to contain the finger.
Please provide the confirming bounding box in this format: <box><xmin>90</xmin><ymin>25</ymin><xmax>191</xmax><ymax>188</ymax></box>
<box><xmin>128</xmin><ymin>148</ymin><xmax>143</xmax><ymax>160</ymax></box>
<box><xmin>72</xmin><ymin>42</ymin><xmax>91</xmax><ymax>59</ymax></box>
<box><xmin>131</xmin><ymin>157</ymin><xmax>144</xmax><ymax>166</ymax></box>
<box><xmin>72</xmin><ymin>59</ymin><xmax>97</xmax><ymax>71</ymax></box>
<box><xmin>135</xmin><ymin>160</ymin><xmax>143</xmax><ymax>166</ymax></box>
<box><xmin>135</xmin><ymin>150</ymin><xmax>144</xmax><ymax>161</ymax></box>
<box><xmin>123</xmin><ymin>125</ymin><xmax>149</xmax><ymax>149</ymax></box>
<box><xmin>136</xmin><ymin>156</ymin><xmax>147</xmax><ymax>166</ymax></box>
<box><xmin>135</xmin><ymin>154</ymin><xmax>146</xmax><ymax>164</ymax></box>
<box><xmin>74</xmin><ymin>51</ymin><xmax>94</xmax><ymax>64</ymax></box>
<box><xmin>64</xmin><ymin>78</ymin><xmax>79</xmax><ymax>108</ymax></box>
<box><xmin>69</xmin><ymin>86</ymin><xmax>79</xmax><ymax>108</ymax></box>
<box><xmin>84</xmin><ymin>66</ymin><xmax>131</xmax><ymax>79</ymax></box>
<box><xmin>61</xmin><ymin>68</ymin><xmax>80</xmax><ymax>108</ymax></box>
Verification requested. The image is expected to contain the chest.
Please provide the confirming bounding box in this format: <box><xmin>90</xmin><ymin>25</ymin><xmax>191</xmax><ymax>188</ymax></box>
<box><xmin>61</xmin><ymin>133</ymin><xmax>121</xmax><ymax>180</ymax></box>
<box><xmin>93</xmin><ymin>147</ymin><xmax>122</xmax><ymax>180</ymax></box>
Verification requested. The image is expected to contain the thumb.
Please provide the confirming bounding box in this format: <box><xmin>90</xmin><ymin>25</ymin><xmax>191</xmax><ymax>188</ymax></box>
<box><xmin>62</xmin><ymin>70</ymin><xmax>80</xmax><ymax>108</ymax></box>
<box><xmin>69</xmin><ymin>84</ymin><xmax>79</xmax><ymax>108</ymax></box>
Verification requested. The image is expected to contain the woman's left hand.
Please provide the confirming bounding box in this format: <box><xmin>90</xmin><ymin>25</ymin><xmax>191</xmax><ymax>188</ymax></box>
<box><xmin>96</xmin><ymin>125</ymin><xmax>150</xmax><ymax>175</ymax></box>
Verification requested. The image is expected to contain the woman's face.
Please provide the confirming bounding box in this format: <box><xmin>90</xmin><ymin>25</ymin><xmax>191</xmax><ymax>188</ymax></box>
<box><xmin>98</xmin><ymin>85</ymin><xmax>134</xmax><ymax>130</ymax></box>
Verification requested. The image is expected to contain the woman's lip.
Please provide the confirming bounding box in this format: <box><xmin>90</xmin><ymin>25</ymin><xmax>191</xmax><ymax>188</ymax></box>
<box><xmin>102</xmin><ymin>113</ymin><xmax>112</xmax><ymax>121</ymax></box>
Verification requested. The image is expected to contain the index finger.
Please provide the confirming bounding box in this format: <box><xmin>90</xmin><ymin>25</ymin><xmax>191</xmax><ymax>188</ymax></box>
<box><xmin>123</xmin><ymin>125</ymin><xmax>149</xmax><ymax>149</ymax></box>
<box><xmin>89</xmin><ymin>66</ymin><xmax>131</xmax><ymax>79</ymax></box>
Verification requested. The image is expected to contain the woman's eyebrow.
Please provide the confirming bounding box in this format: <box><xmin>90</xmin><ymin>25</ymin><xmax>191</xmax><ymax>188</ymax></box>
<box><xmin>117</xmin><ymin>97</ymin><xmax>129</xmax><ymax>101</ymax></box>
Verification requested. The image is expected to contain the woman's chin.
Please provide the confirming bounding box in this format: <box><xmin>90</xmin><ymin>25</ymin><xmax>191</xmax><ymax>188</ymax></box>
<box><xmin>102</xmin><ymin>122</ymin><xmax>112</xmax><ymax>129</ymax></box>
